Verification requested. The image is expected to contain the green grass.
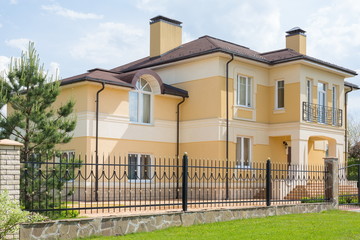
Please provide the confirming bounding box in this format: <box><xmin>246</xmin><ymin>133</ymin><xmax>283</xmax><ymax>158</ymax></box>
<box><xmin>81</xmin><ymin>210</ymin><xmax>360</xmax><ymax>240</ymax></box>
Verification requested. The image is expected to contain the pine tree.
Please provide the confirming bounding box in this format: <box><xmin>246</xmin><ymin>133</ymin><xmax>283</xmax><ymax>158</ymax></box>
<box><xmin>0</xmin><ymin>42</ymin><xmax>76</xmax><ymax>159</ymax></box>
<box><xmin>0</xmin><ymin>42</ymin><xmax>78</xmax><ymax>218</ymax></box>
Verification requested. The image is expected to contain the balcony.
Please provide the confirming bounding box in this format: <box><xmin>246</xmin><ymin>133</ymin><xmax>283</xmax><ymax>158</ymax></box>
<box><xmin>302</xmin><ymin>102</ymin><xmax>342</xmax><ymax>127</ymax></box>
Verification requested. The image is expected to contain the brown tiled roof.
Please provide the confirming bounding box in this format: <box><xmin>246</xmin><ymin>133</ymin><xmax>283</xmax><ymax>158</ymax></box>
<box><xmin>60</xmin><ymin>69</ymin><xmax>188</xmax><ymax>98</ymax></box>
<box><xmin>111</xmin><ymin>35</ymin><xmax>357</xmax><ymax>76</ymax></box>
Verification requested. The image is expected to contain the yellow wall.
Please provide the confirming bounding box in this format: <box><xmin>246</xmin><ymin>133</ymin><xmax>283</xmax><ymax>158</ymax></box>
<box><xmin>173</xmin><ymin>76</ymin><xmax>224</xmax><ymax>121</ymax></box>
<box><xmin>286</xmin><ymin>34</ymin><xmax>306</xmax><ymax>54</ymax></box>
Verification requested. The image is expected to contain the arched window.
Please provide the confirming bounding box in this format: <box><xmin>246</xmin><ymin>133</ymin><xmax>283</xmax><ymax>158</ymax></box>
<box><xmin>129</xmin><ymin>78</ymin><xmax>152</xmax><ymax>124</ymax></box>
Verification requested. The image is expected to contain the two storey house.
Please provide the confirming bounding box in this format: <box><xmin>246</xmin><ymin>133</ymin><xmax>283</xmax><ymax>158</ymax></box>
<box><xmin>57</xmin><ymin>16</ymin><xmax>358</xmax><ymax>178</ymax></box>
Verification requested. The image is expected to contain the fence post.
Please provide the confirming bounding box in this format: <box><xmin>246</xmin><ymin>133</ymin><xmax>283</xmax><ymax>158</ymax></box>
<box><xmin>324</xmin><ymin>157</ymin><xmax>339</xmax><ymax>207</ymax></box>
<box><xmin>182</xmin><ymin>152</ymin><xmax>188</xmax><ymax>212</ymax></box>
<box><xmin>0</xmin><ymin>139</ymin><xmax>23</xmax><ymax>240</ymax></box>
<box><xmin>266</xmin><ymin>159</ymin><xmax>271</xmax><ymax>206</ymax></box>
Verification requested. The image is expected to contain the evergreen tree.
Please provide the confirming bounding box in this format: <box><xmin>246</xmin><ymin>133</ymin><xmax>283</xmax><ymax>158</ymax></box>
<box><xmin>0</xmin><ymin>42</ymin><xmax>76</xmax><ymax>159</ymax></box>
<box><xmin>0</xmin><ymin>42</ymin><xmax>78</xmax><ymax>218</ymax></box>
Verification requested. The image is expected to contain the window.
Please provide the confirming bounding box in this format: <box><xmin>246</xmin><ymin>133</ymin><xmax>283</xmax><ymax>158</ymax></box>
<box><xmin>129</xmin><ymin>78</ymin><xmax>152</xmax><ymax>124</ymax></box>
<box><xmin>332</xmin><ymin>85</ymin><xmax>338</xmax><ymax>125</ymax></box>
<box><xmin>236</xmin><ymin>75</ymin><xmax>252</xmax><ymax>107</ymax></box>
<box><xmin>318</xmin><ymin>82</ymin><xmax>326</xmax><ymax>123</ymax></box>
<box><xmin>236</xmin><ymin>137</ymin><xmax>251</xmax><ymax>168</ymax></box>
<box><xmin>306</xmin><ymin>80</ymin><xmax>312</xmax><ymax>104</ymax></box>
<box><xmin>128</xmin><ymin>154</ymin><xmax>151</xmax><ymax>180</ymax></box>
<box><xmin>276</xmin><ymin>80</ymin><xmax>284</xmax><ymax>109</ymax></box>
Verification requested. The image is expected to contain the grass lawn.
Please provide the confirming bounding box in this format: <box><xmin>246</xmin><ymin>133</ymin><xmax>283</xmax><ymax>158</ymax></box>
<box><xmin>82</xmin><ymin>210</ymin><xmax>360</xmax><ymax>240</ymax></box>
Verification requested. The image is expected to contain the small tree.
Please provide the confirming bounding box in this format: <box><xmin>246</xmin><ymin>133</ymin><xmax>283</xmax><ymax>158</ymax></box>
<box><xmin>0</xmin><ymin>191</ymin><xmax>46</xmax><ymax>240</ymax></box>
<box><xmin>0</xmin><ymin>42</ymin><xmax>76</xmax><ymax>160</ymax></box>
<box><xmin>0</xmin><ymin>42</ymin><xmax>78</xmax><ymax>217</ymax></box>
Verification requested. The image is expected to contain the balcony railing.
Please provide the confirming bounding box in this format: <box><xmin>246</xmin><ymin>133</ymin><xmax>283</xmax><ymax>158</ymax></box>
<box><xmin>302</xmin><ymin>102</ymin><xmax>342</xmax><ymax>127</ymax></box>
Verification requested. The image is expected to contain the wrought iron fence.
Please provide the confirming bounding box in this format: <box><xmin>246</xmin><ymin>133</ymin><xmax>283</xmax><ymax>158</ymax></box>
<box><xmin>302</xmin><ymin>102</ymin><xmax>342</xmax><ymax>127</ymax></box>
<box><xmin>338</xmin><ymin>163</ymin><xmax>360</xmax><ymax>209</ymax></box>
<box><xmin>20</xmin><ymin>154</ymin><xmax>329</xmax><ymax>218</ymax></box>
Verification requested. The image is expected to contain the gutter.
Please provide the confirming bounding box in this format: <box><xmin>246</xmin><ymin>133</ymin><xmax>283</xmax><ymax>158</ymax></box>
<box><xmin>95</xmin><ymin>82</ymin><xmax>105</xmax><ymax>202</ymax></box>
<box><xmin>345</xmin><ymin>86</ymin><xmax>354</xmax><ymax>164</ymax></box>
<box><xmin>176</xmin><ymin>96</ymin><xmax>186</xmax><ymax>199</ymax></box>
<box><xmin>225</xmin><ymin>53</ymin><xmax>234</xmax><ymax>200</ymax></box>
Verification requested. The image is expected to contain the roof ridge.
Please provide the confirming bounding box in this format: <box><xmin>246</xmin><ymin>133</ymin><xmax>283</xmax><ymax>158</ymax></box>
<box><xmin>199</xmin><ymin>35</ymin><xmax>250</xmax><ymax>49</ymax></box>
<box><xmin>260</xmin><ymin>48</ymin><xmax>302</xmax><ymax>56</ymax></box>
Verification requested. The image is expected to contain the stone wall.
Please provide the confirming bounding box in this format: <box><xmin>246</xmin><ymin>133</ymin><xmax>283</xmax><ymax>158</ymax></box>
<box><xmin>0</xmin><ymin>139</ymin><xmax>23</xmax><ymax>240</ymax></box>
<box><xmin>20</xmin><ymin>203</ymin><xmax>334</xmax><ymax>240</ymax></box>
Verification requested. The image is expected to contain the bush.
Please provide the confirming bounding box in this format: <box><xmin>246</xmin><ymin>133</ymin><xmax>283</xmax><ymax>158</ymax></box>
<box><xmin>300</xmin><ymin>196</ymin><xmax>326</xmax><ymax>203</ymax></box>
<box><xmin>0</xmin><ymin>191</ymin><xmax>46</xmax><ymax>239</ymax></box>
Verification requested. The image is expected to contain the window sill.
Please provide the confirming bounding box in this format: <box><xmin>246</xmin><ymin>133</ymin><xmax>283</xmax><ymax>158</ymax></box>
<box><xmin>129</xmin><ymin>121</ymin><xmax>153</xmax><ymax>126</ymax></box>
<box><xmin>128</xmin><ymin>179</ymin><xmax>152</xmax><ymax>183</ymax></box>
<box><xmin>234</xmin><ymin>105</ymin><xmax>253</xmax><ymax>110</ymax></box>
<box><xmin>273</xmin><ymin>108</ymin><xmax>286</xmax><ymax>114</ymax></box>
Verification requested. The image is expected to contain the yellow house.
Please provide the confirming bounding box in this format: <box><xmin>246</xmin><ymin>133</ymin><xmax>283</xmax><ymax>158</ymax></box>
<box><xmin>58</xmin><ymin>16</ymin><xmax>358</xmax><ymax>172</ymax></box>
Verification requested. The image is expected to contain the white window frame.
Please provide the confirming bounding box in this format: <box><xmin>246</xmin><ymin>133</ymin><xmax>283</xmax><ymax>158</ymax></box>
<box><xmin>236</xmin><ymin>75</ymin><xmax>252</xmax><ymax>108</ymax></box>
<box><xmin>236</xmin><ymin>137</ymin><xmax>252</xmax><ymax>168</ymax></box>
<box><xmin>128</xmin><ymin>153</ymin><xmax>152</xmax><ymax>182</ymax></box>
<box><xmin>317</xmin><ymin>82</ymin><xmax>327</xmax><ymax>124</ymax></box>
<box><xmin>275</xmin><ymin>80</ymin><xmax>285</xmax><ymax>109</ymax></box>
<box><xmin>306</xmin><ymin>79</ymin><xmax>312</xmax><ymax>104</ymax></box>
<box><xmin>129</xmin><ymin>78</ymin><xmax>153</xmax><ymax>125</ymax></box>
<box><xmin>55</xmin><ymin>150</ymin><xmax>76</xmax><ymax>163</ymax></box>
<box><xmin>332</xmin><ymin>85</ymin><xmax>338</xmax><ymax>126</ymax></box>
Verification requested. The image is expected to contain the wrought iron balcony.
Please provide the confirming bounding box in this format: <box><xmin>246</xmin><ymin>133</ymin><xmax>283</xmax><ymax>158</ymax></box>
<box><xmin>302</xmin><ymin>102</ymin><xmax>342</xmax><ymax>127</ymax></box>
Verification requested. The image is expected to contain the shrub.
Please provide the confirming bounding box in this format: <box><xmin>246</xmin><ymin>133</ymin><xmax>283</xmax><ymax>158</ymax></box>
<box><xmin>0</xmin><ymin>191</ymin><xmax>46</xmax><ymax>239</ymax></box>
<box><xmin>300</xmin><ymin>196</ymin><xmax>326</xmax><ymax>203</ymax></box>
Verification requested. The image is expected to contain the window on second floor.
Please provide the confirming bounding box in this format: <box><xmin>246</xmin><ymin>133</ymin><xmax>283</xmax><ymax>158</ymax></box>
<box><xmin>276</xmin><ymin>80</ymin><xmax>285</xmax><ymax>109</ymax></box>
<box><xmin>236</xmin><ymin>75</ymin><xmax>252</xmax><ymax>107</ymax></box>
<box><xmin>129</xmin><ymin>78</ymin><xmax>152</xmax><ymax>124</ymax></box>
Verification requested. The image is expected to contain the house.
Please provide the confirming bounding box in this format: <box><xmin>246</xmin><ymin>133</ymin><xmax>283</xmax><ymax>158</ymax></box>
<box><xmin>57</xmin><ymin>15</ymin><xmax>358</xmax><ymax>176</ymax></box>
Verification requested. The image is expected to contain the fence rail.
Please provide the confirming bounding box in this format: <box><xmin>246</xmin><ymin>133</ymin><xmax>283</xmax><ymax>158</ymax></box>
<box><xmin>20</xmin><ymin>154</ymin><xmax>329</xmax><ymax>218</ymax></box>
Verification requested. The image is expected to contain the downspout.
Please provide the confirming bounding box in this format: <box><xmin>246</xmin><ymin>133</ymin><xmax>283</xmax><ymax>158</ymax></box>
<box><xmin>95</xmin><ymin>82</ymin><xmax>105</xmax><ymax>202</ymax></box>
<box><xmin>176</xmin><ymin>96</ymin><xmax>186</xmax><ymax>199</ymax></box>
<box><xmin>226</xmin><ymin>53</ymin><xmax>234</xmax><ymax>200</ymax></box>
<box><xmin>345</xmin><ymin>86</ymin><xmax>353</xmax><ymax>165</ymax></box>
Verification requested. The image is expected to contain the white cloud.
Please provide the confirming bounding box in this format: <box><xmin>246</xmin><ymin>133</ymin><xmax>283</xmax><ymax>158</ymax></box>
<box><xmin>10</xmin><ymin>0</ymin><xmax>17</xmax><ymax>4</ymax></box>
<box><xmin>306</xmin><ymin>0</ymin><xmax>360</xmax><ymax>62</ymax></box>
<box><xmin>0</xmin><ymin>23</ymin><xmax>3</xmax><ymax>28</ymax></box>
<box><xmin>0</xmin><ymin>56</ymin><xmax>11</xmax><ymax>77</ymax></box>
<box><xmin>41</xmin><ymin>4</ymin><xmax>103</xmax><ymax>20</ymax></box>
<box><xmin>219</xmin><ymin>1</ymin><xmax>281</xmax><ymax>52</ymax></box>
<box><xmin>45</xmin><ymin>62</ymin><xmax>60</xmax><ymax>80</ymax></box>
<box><xmin>135</xmin><ymin>0</ymin><xmax>168</xmax><ymax>13</ymax></box>
<box><xmin>70</xmin><ymin>22</ymin><xmax>146</xmax><ymax>65</ymax></box>
<box><xmin>5</xmin><ymin>38</ymin><xmax>31</xmax><ymax>51</ymax></box>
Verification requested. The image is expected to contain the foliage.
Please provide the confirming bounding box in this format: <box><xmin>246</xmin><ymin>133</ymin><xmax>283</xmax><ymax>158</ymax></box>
<box><xmin>345</xmin><ymin>157</ymin><xmax>360</xmax><ymax>181</ymax></box>
<box><xmin>0</xmin><ymin>191</ymin><xmax>46</xmax><ymax>239</ymax></box>
<box><xmin>0</xmin><ymin>42</ymin><xmax>80</xmax><ymax>219</ymax></box>
<box><xmin>21</xmin><ymin>153</ymin><xmax>81</xmax><ymax>219</ymax></box>
<box><xmin>339</xmin><ymin>193</ymin><xmax>358</xmax><ymax>205</ymax></box>
<box><xmin>348</xmin><ymin>114</ymin><xmax>360</xmax><ymax>150</ymax></box>
<box><xmin>0</xmin><ymin>42</ymin><xmax>76</xmax><ymax>160</ymax></box>
<box><xmin>300</xmin><ymin>196</ymin><xmax>325</xmax><ymax>203</ymax></box>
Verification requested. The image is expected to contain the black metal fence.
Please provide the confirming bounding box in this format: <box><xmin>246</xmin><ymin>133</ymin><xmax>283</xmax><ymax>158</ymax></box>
<box><xmin>339</xmin><ymin>163</ymin><xmax>360</xmax><ymax>209</ymax></box>
<box><xmin>20</xmin><ymin>153</ymin><xmax>329</xmax><ymax>218</ymax></box>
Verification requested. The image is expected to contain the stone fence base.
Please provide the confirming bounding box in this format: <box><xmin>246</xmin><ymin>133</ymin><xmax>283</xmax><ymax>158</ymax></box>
<box><xmin>20</xmin><ymin>203</ymin><xmax>334</xmax><ymax>240</ymax></box>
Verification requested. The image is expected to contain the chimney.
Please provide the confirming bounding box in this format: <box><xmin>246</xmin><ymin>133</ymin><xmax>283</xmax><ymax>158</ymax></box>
<box><xmin>150</xmin><ymin>15</ymin><xmax>182</xmax><ymax>58</ymax></box>
<box><xmin>286</xmin><ymin>27</ymin><xmax>306</xmax><ymax>55</ymax></box>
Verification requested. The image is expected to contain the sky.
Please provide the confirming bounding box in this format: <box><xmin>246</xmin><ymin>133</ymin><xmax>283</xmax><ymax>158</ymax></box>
<box><xmin>0</xmin><ymin>0</ymin><xmax>360</xmax><ymax>116</ymax></box>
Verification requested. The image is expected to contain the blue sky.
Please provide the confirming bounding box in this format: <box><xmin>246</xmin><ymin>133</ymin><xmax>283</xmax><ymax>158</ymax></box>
<box><xmin>1</xmin><ymin>0</ymin><xmax>360</xmax><ymax>115</ymax></box>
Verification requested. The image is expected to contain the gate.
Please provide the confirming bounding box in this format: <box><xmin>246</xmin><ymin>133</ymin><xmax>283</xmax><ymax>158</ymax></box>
<box><xmin>339</xmin><ymin>163</ymin><xmax>360</xmax><ymax>209</ymax></box>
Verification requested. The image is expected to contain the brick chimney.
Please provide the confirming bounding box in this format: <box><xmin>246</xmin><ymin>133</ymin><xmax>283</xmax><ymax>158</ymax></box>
<box><xmin>286</xmin><ymin>27</ymin><xmax>306</xmax><ymax>55</ymax></box>
<box><xmin>150</xmin><ymin>16</ymin><xmax>182</xmax><ymax>58</ymax></box>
